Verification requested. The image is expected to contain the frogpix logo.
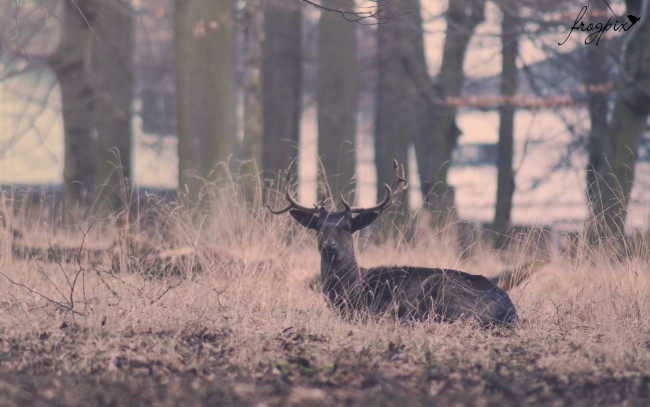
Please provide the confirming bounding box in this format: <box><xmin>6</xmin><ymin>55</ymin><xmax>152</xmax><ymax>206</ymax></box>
<box><xmin>558</xmin><ymin>0</ymin><xmax>640</xmax><ymax>46</ymax></box>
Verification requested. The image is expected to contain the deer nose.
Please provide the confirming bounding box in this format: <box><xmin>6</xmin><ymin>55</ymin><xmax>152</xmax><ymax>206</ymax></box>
<box><xmin>322</xmin><ymin>240</ymin><xmax>338</xmax><ymax>252</ymax></box>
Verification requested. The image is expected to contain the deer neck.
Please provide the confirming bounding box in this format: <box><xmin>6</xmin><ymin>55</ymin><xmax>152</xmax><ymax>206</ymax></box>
<box><xmin>320</xmin><ymin>250</ymin><xmax>362</xmax><ymax>295</ymax></box>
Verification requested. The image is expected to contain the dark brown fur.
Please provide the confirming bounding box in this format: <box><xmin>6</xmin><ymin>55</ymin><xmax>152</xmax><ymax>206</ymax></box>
<box><xmin>292</xmin><ymin>209</ymin><xmax>518</xmax><ymax>328</ymax></box>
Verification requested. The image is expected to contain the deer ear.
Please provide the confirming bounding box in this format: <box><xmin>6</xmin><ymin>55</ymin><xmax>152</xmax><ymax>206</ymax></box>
<box><xmin>289</xmin><ymin>209</ymin><xmax>319</xmax><ymax>230</ymax></box>
<box><xmin>351</xmin><ymin>212</ymin><xmax>379</xmax><ymax>232</ymax></box>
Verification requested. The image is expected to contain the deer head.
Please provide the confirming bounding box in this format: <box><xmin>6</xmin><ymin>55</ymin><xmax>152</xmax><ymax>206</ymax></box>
<box><xmin>268</xmin><ymin>159</ymin><xmax>408</xmax><ymax>262</ymax></box>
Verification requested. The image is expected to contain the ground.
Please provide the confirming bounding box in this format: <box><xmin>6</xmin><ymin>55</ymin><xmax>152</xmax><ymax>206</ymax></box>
<box><xmin>1</xmin><ymin>318</ymin><xmax>649</xmax><ymax>407</ymax></box>
<box><xmin>0</xmin><ymin>193</ymin><xmax>648</xmax><ymax>406</ymax></box>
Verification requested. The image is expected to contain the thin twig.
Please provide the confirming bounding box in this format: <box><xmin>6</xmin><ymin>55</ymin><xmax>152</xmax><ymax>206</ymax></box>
<box><xmin>70</xmin><ymin>222</ymin><xmax>95</xmax><ymax>311</ymax></box>
<box><xmin>151</xmin><ymin>280</ymin><xmax>183</xmax><ymax>305</ymax></box>
<box><xmin>49</xmin><ymin>242</ymin><xmax>73</xmax><ymax>289</ymax></box>
<box><xmin>0</xmin><ymin>270</ymin><xmax>86</xmax><ymax>317</ymax></box>
<box><xmin>36</xmin><ymin>261</ymin><xmax>70</xmax><ymax>307</ymax></box>
<box><xmin>93</xmin><ymin>267</ymin><xmax>120</xmax><ymax>298</ymax></box>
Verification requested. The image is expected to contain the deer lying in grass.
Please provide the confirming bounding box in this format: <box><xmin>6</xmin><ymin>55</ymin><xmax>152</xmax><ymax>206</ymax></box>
<box><xmin>269</xmin><ymin>159</ymin><xmax>518</xmax><ymax>328</ymax></box>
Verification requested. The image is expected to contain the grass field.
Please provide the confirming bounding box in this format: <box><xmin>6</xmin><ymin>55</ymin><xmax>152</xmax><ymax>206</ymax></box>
<box><xmin>0</xmin><ymin>181</ymin><xmax>649</xmax><ymax>406</ymax></box>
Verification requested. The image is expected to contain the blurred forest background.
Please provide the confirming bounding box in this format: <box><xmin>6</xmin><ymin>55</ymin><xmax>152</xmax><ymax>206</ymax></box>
<box><xmin>0</xmin><ymin>0</ymin><xmax>649</xmax><ymax>247</ymax></box>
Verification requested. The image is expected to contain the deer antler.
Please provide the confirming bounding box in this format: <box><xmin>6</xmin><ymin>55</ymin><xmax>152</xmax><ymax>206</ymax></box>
<box><xmin>267</xmin><ymin>158</ymin><xmax>320</xmax><ymax>214</ymax></box>
<box><xmin>340</xmin><ymin>159</ymin><xmax>408</xmax><ymax>214</ymax></box>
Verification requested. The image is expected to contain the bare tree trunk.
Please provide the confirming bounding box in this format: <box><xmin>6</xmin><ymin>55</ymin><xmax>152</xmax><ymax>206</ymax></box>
<box><xmin>493</xmin><ymin>1</ymin><xmax>519</xmax><ymax>249</ymax></box>
<box><xmin>585</xmin><ymin>0</ymin><xmax>650</xmax><ymax>242</ymax></box>
<box><xmin>93</xmin><ymin>0</ymin><xmax>135</xmax><ymax>214</ymax></box>
<box><xmin>317</xmin><ymin>0</ymin><xmax>358</xmax><ymax>204</ymax></box>
<box><xmin>48</xmin><ymin>0</ymin><xmax>98</xmax><ymax>217</ymax></box>
<box><xmin>405</xmin><ymin>0</ymin><xmax>486</xmax><ymax>228</ymax></box>
<box><xmin>261</xmin><ymin>0</ymin><xmax>302</xmax><ymax>184</ymax></box>
<box><xmin>241</xmin><ymin>0</ymin><xmax>263</xmax><ymax>165</ymax></box>
<box><xmin>374</xmin><ymin>0</ymin><xmax>416</xmax><ymax>237</ymax></box>
<box><xmin>583</xmin><ymin>0</ymin><xmax>613</xmax><ymax>244</ymax></box>
<box><xmin>240</xmin><ymin>0</ymin><xmax>264</xmax><ymax>205</ymax></box>
<box><xmin>175</xmin><ymin>0</ymin><xmax>237</xmax><ymax>206</ymax></box>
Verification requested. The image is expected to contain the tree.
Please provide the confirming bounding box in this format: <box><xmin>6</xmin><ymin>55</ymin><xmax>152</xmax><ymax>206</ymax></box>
<box><xmin>48</xmin><ymin>0</ymin><xmax>98</xmax><ymax>215</ymax></box>
<box><xmin>586</xmin><ymin>0</ymin><xmax>650</xmax><ymax>242</ymax></box>
<box><xmin>32</xmin><ymin>1</ymin><xmax>136</xmax><ymax>217</ymax></box>
<box><xmin>493</xmin><ymin>0</ymin><xmax>520</xmax><ymax>248</ymax></box>
<box><xmin>174</xmin><ymin>0</ymin><xmax>237</xmax><ymax>206</ymax></box>
<box><xmin>317</xmin><ymin>0</ymin><xmax>358</xmax><ymax>204</ymax></box>
<box><xmin>261</xmin><ymin>0</ymin><xmax>302</xmax><ymax>184</ymax></box>
<box><xmin>240</xmin><ymin>0</ymin><xmax>264</xmax><ymax>205</ymax></box>
<box><xmin>402</xmin><ymin>0</ymin><xmax>487</xmax><ymax>228</ymax></box>
<box><xmin>241</xmin><ymin>0</ymin><xmax>264</xmax><ymax>166</ymax></box>
<box><xmin>93</xmin><ymin>0</ymin><xmax>135</xmax><ymax>213</ymax></box>
<box><xmin>373</xmin><ymin>0</ymin><xmax>418</xmax><ymax>237</ymax></box>
<box><xmin>583</xmin><ymin>0</ymin><xmax>614</xmax><ymax>242</ymax></box>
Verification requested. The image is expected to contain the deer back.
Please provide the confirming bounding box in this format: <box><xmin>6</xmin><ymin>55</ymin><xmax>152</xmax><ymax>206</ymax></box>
<box><xmin>356</xmin><ymin>266</ymin><xmax>518</xmax><ymax>327</ymax></box>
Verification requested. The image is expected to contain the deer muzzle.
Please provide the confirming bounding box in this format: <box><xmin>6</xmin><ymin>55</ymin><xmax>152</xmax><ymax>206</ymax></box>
<box><xmin>321</xmin><ymin>240</ymin><xmax>338</xmax><ymax>253</ymax></box>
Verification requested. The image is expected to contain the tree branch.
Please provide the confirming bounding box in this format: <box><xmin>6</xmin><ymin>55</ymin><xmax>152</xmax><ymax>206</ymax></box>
<box><xmin>300</xmin><ymin>0</ymin><xmax>384</xmax><ymax>23</ymax></box>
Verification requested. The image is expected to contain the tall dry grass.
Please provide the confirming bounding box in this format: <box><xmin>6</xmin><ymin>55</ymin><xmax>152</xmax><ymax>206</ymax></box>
<box><xmin>0</xmin><ymin>172</ymin><xmax>649</xmax><ymax>382</ymax></box>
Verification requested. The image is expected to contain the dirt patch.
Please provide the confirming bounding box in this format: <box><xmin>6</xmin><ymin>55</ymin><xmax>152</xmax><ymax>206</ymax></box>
<box><xmin>0</xmin><ymin>365</ymin><xmax>648</xmax><ymax>406</ymax></box>
<box><xmin>1</xmin><ymin>325</ymin><xmax>648</xmax><ymax>407</ymax></box>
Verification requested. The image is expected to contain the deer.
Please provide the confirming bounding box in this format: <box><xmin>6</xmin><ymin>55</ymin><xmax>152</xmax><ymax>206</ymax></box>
<box><xmin>268</xmin><ymin>159</ymin><xmax>518</xmax><ymax>328</ymax></box>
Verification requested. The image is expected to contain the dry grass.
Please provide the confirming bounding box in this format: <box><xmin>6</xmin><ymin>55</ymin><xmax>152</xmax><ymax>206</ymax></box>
<box><xmin>0</xmin><ymin>178</ymin><xmax>649</xmax><ymax>406</ymax></box>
